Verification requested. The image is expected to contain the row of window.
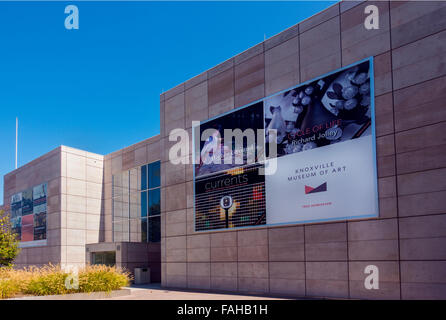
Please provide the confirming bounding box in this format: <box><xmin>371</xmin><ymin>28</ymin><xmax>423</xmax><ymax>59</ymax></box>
<box><xmin>112</xmin><ymin>161</ymin><xmax>161</xmax><ymax>243</ymax></box>
<box><xmin>113</xmin><ymin>216</ymin><xmax>160</xmax><ymax>243</ymax></box>
<box><xmin>113</xmin><ymin>189</ymin><xmax>160</xmax><ymax>218</ymax></box>
<box><xmin>112</xmin><ymin>162</ymin><xmax>160</xmax><ymax>195</ymax></box>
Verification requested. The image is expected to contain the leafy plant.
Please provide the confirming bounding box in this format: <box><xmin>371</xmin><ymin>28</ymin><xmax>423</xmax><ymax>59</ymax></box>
<box><xmin>0</xmin><ymin>267</ymin><xmax>32</xmax><ymax>299</ymax></box>
<box><xmin>0</xmin><ymin>263</ymin><xmax>131</xmax><ymax>299</ymax></box>
<box><xmin>0</xmin><ymin>209</ymin><xmax>21</xmax><ymax>268</ymax></box>
<box><xmin>24</xmin><ymin>265</ymin><xmax>71</xmax><ymax>296</ymax></box>
<box><xmin>0</xmin><ymin>279</ymin><xmax>20</xmax><ymax>299</ymax></box>
<box><xmin>78</xmin><ymin>265</ymin><xmax>130</xmax><ymax>293</ymax></box>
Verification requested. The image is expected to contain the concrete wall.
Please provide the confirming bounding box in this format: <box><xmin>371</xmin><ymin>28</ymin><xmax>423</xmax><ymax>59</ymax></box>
<box><xmin>3</xmin><ymin>146</ymin><xmax>105</xmax><ymax>269</ymax></box>
<box><xmin>3</xmin><ymin>136</ymin><xmax>162</xmax><ymax>271</ymax></box>
<box><xmin>160</xmin><ymin>0</ymin><xmax>446</xmax><ymax>299</ymax></box>
<box><xmin>60</xmin><ymin>146</ymin><xmax>105</xmax><ymax>269</ymax></box>
<box><xmin>101</xmin><ymin>136</ymin><xmax>162</xmax><ymax>279</ymax></box>
<box><xmin>103</xmin><ymin>135</ymin><xmax>161</xmax><ymax>243</ymax></box>
<box><xmin>86</xmin><ymin>242</ymin><xmax>161</xmax><ymax>282</ymax></box>
<box><xmin>3</xmin><ymin>147</ymin><xmax>62</xmax><ymax>268</ymax></box>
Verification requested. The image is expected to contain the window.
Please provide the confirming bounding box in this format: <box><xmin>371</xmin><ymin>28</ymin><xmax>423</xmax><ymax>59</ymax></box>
<box><xmin>141</xmin><ymin>165</ymin><xmax>147</xmax><ymax>191</ymax></box>
<box><xmin>92</xmin><ymin>251</ymin><xmax>116</xmax><ymax>266</ymax></box>
<box><xmin>112</xmin><ymin>161</ymin><xmax>161</xmax><ymax>243</ymax></box>
<box><xmin>148</xmin><ymin>161</ymin><xmax>160</xmax><ymax>189</ymax></box>
<box><xmin>148</xmin><ymin>188</ymin><xmax>160</xmax><ymax>216</ymax></box>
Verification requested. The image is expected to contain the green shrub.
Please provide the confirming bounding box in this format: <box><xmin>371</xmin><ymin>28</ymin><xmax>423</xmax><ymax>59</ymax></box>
<box><xmin>0</xmin><ymin>264</ymin><xmax>131</xmax><ymax>299</ymax></box>
<box><xmin>0</xmin><ymin>267</ymin><xmax>31</xmax><ymax>298</ymax></box>
<box><xmin>0</xmin><ymin>210</ymin><xmax>21</xmax><ymax>268</ymax></box>
<box><xmin>0</xmin><ymin>278</ymin><xmax>21</xmax><ymax>299</ymax></box>
<box><xmin>25</xmin><ymin>272</ymin><xmax>70</xmax><ymax>296</ymax></box>
<box><xmin>79</xmin><ymin>265</ymin><xmax>130</xmax><ymax>293</ymax></box>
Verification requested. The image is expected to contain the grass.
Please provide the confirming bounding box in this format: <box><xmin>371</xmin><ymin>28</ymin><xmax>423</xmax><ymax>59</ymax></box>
<box><xmin>0</xmin><ymin>264</ymin><xmax>131</xmax><ymax>299</ymax></box>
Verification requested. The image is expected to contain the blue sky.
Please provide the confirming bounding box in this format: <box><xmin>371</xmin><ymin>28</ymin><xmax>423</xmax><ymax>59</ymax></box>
<box><xmin>0</xmin><ymin>1</ymin><xmax>336</xmax><ymax>203</ymax></box>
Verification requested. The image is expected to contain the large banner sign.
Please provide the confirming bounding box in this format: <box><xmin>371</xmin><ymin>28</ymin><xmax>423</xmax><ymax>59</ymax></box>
<box><xmin>10</xmin><ymin>183</ymin><xmax>48</xmax><ymax>243</ymax></box>
<box><xmin>193</xmin><ymin>58</ymin><xmax>379</xmax><ymax>231</ymax></box>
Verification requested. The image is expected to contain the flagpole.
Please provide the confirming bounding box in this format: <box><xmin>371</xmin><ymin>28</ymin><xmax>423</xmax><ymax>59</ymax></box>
<box><xmin>15</xmin><ymin>117</ymin><xmax>18</xmax><ymax>169</ymax></box>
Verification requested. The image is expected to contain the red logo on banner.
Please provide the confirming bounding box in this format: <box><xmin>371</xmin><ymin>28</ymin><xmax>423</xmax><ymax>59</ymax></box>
<box><xmin>305</xmin><ymin>182</ymin><xmax>327</xmax><ymax>194</ymax></box>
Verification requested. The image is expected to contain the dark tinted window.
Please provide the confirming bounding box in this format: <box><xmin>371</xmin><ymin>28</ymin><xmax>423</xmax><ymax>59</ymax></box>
<box><xmin>141</xmin><ymin>218</ymin><xmax>148</xmax><ymax>242</ymax></box>
<box><xmin>92</xmin><ymin>251</ymin><xmax>116</xmax><ymax>266</ymax></box>
<box><xmin>148</xmin><ymin>216</ymin><xmax>160</xmax><ymax>242</ymax></box>
<box><xmin>148</xmin><ymin>161</ymin><xmax>160</xmax><ymax>189</ymax></box>
<box><xmin>149</xmin><ymin>188</ymin><xmax>160</xmax><ymax>216</ymax></box>
<box><xmin>141</xmin><ymin>165</ymin><xmax>147</xmax><ymax>190</ymax></box>
<box><xmin>141</xmin><ymin>191</ymin><xmax>147</xmax><ymax>217</ymax></box>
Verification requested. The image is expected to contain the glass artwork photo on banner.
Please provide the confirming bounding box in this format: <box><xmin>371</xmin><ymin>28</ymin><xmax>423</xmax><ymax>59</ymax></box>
<box><xmin>264</xmin><ymin>60</ymin><xmax>372</xmax><ymax>157</ymax></box>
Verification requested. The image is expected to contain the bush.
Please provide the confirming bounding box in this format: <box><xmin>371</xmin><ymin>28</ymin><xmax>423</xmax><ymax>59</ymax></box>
<box><xmin>0</xmin><ymin>264</ymin><xmax>131</xmax><ymax>299</ymax></box>
<box><xmin>0</xmin><ymin>267</ymin><xmax>30</xmax><ymax>299</ymax></box>
<box><xmin>0</xmin><ymin>279</ymin><xmax>21</xmax><ymax>299</ymax></box>
<box><xmin>24</xmin><ymin>266</ymin><xmax>71</xmax><ymax>296</ymax></box>
<box><xmin>0</xmin><ymin>210</ymin><xmax>21</xmax><ymax>268</ymax></box>
<box><xmin>79</xmin><ymin>265</ymin><xmax>130</xmax><ymax>293</ymax></box>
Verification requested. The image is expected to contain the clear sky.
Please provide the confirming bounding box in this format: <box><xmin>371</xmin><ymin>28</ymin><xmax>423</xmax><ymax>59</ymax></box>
<box><xmin>0</xmin><ymin>1</ymin><xmax>337</xmax><ymax>204</ymax></box>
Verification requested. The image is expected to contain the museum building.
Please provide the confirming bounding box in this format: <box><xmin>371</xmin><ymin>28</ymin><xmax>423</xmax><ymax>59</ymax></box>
<box><xmin>2</xmin><ymin>1</ymin><xmax>446</xmax><ymax>299</ymax></box>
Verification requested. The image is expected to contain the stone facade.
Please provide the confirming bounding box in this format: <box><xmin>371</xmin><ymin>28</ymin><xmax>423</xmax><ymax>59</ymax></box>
<box><xmin>102</xmin><ymin>135</ymin><xmax>161</xmax><ymax>243</ymax></box>
<box><xmin>85</xmin><ymin>242</ymin><xmax>161</xmax><ymax>282</ymax></box>
<box><xmin>1</xmin><ymin>0</ymin><xmax>445</xmax><ymax>300</ymax></box>
<box><xmin>3</xmin><ymin>148</ymin><xmax>61</xmax><ymax>267</ymax></box>
<box><xmin>3</xmin><ymin>146</ymin><xmax>105</xmax><ymax>269</ymax></box>
<box><xmin>159</xmin><ymin>0</ymin><xmax>446</xmax><ymax>299</ymax></box>
<box><xmin>2</xmin><ymin>136</ymin><xmax>161</xmax><ymax>272</ymax></box>
<box><xmin>61</xmin><ymin>146</ymin><xmax>105</xmax><ymax>269</ymax></box>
